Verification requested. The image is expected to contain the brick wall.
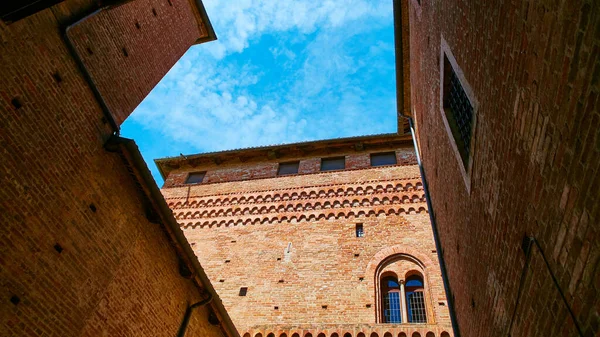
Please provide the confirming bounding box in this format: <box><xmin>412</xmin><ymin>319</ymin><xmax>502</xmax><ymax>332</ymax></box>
<box><xmin>66</xmin><ymin>0</ymin><xmax>208</xmax><ymax>125</ymax></box>
<box><xmin>407</xmin><ymin>0</ymin><xmax>599</xmax><ymax>336</ymax></box>
<box><xmin>0</xmin><ymin>1</ymin><xmax>226</xmax><ymax>336</ymax></box>
<box><xmin>161</xmin><ymin>145</ymin><xmax>453</xmax><ymax>337</ymax></box>
<box><xmin>163</xmin><ymin>147</ymin><xmax>417</xmax><ymax>187</ymax></box>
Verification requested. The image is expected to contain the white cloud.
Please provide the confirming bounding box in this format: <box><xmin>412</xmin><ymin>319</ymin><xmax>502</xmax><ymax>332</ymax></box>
<box><xmin>201</xmin><ymin>0</ymin><xmax>390</xmax><ymax>59</ymax></box>
<box><xmin>126</xmin><ymin>0</ymin><xmax>396</xmax><ymax>159</ymax></box>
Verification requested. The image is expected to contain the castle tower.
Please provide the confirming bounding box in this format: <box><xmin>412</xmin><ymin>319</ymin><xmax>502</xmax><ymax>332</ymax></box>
<box><xmin>157</xmin><ymin>134</ymin><xmax>453</xmax><ymax>337</ymax></box>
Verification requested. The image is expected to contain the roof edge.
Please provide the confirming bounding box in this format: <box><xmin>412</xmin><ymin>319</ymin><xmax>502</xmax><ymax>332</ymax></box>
<box><xmin>155</xmin><ymin>132</ymin><xmax>412</xmax><ymax>180</ymax></box>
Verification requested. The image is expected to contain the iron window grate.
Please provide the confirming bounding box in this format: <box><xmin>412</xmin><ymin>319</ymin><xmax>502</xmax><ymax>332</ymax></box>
<box><xmin>384</xmin><ymin>292</ymin><xmax>402</xmax><ymax>323</ymax></box>
<box><xmin>444</xmin><ymin>60</ymin><xmax>474</xmax><ymax>167</ymax></box>
<box><xmin>408</xmin><ymin>291</ymin><xmax>427</xmax><ymax>323</ymax></box>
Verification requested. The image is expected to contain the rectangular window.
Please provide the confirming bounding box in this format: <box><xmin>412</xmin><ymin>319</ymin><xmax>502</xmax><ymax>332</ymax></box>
<box><xmin>407</xmin><ymin>291</ymin><xmax>427</xmax><ymax>323</ymax></box>
<box><xmin>277</xmin><ymin>161</ymin><xmax>299</xmax><ymax>175</ymax></box>
<box><xmin>370</xmin><ymin>152</ymin><xmax>397</xmax><ymax>166</ymax></box>
<box><xmin>239</xmin><ymin>287</ymin><xmax>248</xmax><ymax>296</ymax></box>
<box><xmin>185</xmin><ymin>171</ymin><xmax>206</xmax><ymax>184</ymax></box>
<box><xmin>443</xmin><ymin>55</ymin><xmax>474</xmax><ymax>168</ymax></box>
<box><xmin>356</xmin><ymin>223</ymin><xmax>364</xmax><ymax>237</ymax></box>
<box><xmin>321</xmin><ymin>157</ymin><xmax>345</xmax><ymax>171</ymax></box>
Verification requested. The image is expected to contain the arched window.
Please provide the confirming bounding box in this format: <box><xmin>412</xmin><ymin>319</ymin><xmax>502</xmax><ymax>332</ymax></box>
<box><xmin>405</xmin><ymin>275</ymin><xmax>427</xmax><ymax>323</ymax></box>
<box><xmin>381</xmin><ymin>275</ymin><xmax>402</xmax><ymax>323</ymax></box>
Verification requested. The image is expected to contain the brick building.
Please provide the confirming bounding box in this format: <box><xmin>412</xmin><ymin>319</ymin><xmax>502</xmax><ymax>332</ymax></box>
<box><xmin>156</xmin><ymin>134</ymin><xmax>453</xmax><ymax>337</ymax></box>
<box><xmin>1</xmin><ymin>1</ymin><xmax>236</xmax><ymax>336</ymax></box>
<box><xmin>403</xmin><ymin>1</ymin><xmax>600</xmax><ymax>337</ymax></box>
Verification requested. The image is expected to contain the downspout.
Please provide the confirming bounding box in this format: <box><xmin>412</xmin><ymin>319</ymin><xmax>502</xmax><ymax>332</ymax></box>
<box><xmin>64</xmin><ymin>8</ymin><xmax>120</xmax><ymax>136</ymax></box>
<box><xmin>405</xmin><ymin>116</ymin><xmax>461</xmax><ymax>337</ymax></box>
<box><xmin>106</xmin><ymin>136</ymin><xmax>239</xmax><ymax>337</ymax></box>
<box><xmin>393</xmin><ymin>0</ymin><xmax>460</xmax><ymax>334</ymax></box>
<box><xmin>177</xmin><ymin>293</ymin><xmax>213</xmax><ymax>337</ymax></box>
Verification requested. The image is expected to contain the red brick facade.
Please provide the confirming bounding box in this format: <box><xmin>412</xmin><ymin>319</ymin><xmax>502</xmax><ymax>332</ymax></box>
<box><xmin>158</xmin><ymin>136</ymin><xmax>454</xmax><ymax>337</ymax></box>
<box><xmin>1</xmin><ymin>1</ymin><xmax>233</xmax><ymax>336</ymax></box>
<box><xmin>406</xmin><ymin>0</ymin><xmax>599</xmax><ymax>336</ymax></box>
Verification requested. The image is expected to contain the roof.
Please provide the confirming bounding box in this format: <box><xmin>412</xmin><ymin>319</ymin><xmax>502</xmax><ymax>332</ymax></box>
<box><xmin>155</xmin><ymin>132</ymin><xmax>413</xmax><ymax>180</ymax></box>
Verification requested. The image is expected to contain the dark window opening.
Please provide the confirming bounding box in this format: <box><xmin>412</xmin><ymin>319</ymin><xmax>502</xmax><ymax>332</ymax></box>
<box><xmin>52</xmin><ymin>72</ymin><xmax>62</xmax><ymax>83</ymax></box>
<box><xmin>53</xmin><ymin>243</ymin><xmax>63</xmax><ymax>253</ymax></box>
<box><xmin>443</xmin><ymin>55</ymin><xmax>473</xmax><ymax>168</ymax></box>
<box><xmin>11</xmin><ymin>97</ymin><xmax>22</xmax><ymax>110</ymax></box>
<box><xmin>277</xmin><ymin>161</ymin><xmax>299</xmax><ymax>175</ymax></box>
<box><xmin>274</xmin><ymin>306</ymin><xmax>279</xmax><ymax>310</ymax></box>
<box><xmin>10</xmin><ymin>295</ymin><xmax>20</xmax><ymax>305</ymax></box>
<box><xmin>152</xmin><ymin>8</ymin><xmax>157</xmax><ymax>16</ymax></box>
<box><xmin>135</xmin><ymin>21</ymin><xmax>141</xmax><ymax>29</ymax></box>
<box><xmin>86</xmin><ymin>47</ymin><xmax>93</xmax><ymax>55</ymax></box>
<box><xmin>321</xmin><ymin>157</ymin><xmax>345</xmax><ymax>171</ymax></box>
<box><xmin>370</xmin><ymin>152</ymin><xmax>397</xmax><ymax>166</ymax></box>
<box><xmin>122</xmin><ymin>47</ymin><xmax>128</xmax><ymax>57</ymax></box>
<box><xmin>186</xmin><ymin>172</ymin><xmax>206</xmax><ymax>184</ymax></box>
<box><xmin>89</xmin><ymin>203</ymin><xmax>97</xmax><ymax>212</ymax></box>
<box><xmin>239</xmin><ymin>287</ymin><xmax>247</xmax><ymax>296</ymax></box>
<box><xmin>356</xmin><ymin>223</ymin><xmax>364</xmax><ymax>237</ymax></box>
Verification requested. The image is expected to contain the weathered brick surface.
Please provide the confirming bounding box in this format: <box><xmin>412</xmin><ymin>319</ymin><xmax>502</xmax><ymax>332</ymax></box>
<box><xmin>67</xmin><ymin>0</ymin><xmax>208</xmax><ymax>125</ymax></box>
<box><xmin>0</xmin><ymin>1</ymin><xmax>225</xmax><ymax>336</ymax></box>
<box><xmin>161</xmin><ymin>142</ymin><xmax>453</xmax><ymax>337</ymax></box>
<box><xmin>407</xmin><ymin>0</ymin><xmax>600</xmax><ymax>336</ymax></box>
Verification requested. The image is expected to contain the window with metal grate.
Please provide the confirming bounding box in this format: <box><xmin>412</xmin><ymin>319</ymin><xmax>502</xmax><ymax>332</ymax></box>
<box><xmin>406</xmin><ymin>275</ymin><xmax>427</xmax><ymax>323</ymax></box>
<box><xmin>443</xmin><ymin>55</ymin><xmax>474</xmax><ymax>168</ymax></box>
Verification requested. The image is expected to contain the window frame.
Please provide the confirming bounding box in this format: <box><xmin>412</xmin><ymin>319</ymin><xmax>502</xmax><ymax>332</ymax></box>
<box><xmin>185</xmin><ymin>171</ymin><xmax>206</xmax><ymax>184</ymax></box>
<box><xmin>320</xmin><ymin>156</ymin><xmax>345</xmax><ymax>172</ymax></box>
<box><xmin>277</xmin><ymin>161</ymin><xmax>300</xmax><ymax>176</ymax></box>
<box><xmin>370</xmin><ymin>152</ymin><xmax>398</xmax><ymax>167</ymax></box>
<box><xmin>439</xmin><ymin>36</ymin><xmax>478</xmax><ymax>193</ymax></box>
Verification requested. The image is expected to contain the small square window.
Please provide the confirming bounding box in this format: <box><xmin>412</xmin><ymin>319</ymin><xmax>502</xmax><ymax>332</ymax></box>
<box><xmin>277</xmin><ymin>161</ymin><xmax>299</xmax><ymax>175</ymax></box>
<box><xmin>185</xmin><ymin>172</ymin><xmax>206</xmax><ymax>184</ymax></box>
<box><xmin>370</xmin><ymin>152</ymin><xmax>397</xmax><ymax>166</ymax></box>
<box><xmin>356</xmin><ymin>223</ymin><xmax>364</xmax><ymax>237</ymax></box>
<box><xmin>321</xmin><ymin>157</ymin><xmax>345</xmax><ymax>171</ymax></box>
<box><xmin>239</xmin><ymin>287</ymin><xmax>247</xmax><ymax>296</ymax></box>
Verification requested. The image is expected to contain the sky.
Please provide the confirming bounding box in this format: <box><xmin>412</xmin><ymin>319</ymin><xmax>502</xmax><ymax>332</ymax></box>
<box><xmin>121</xmin><ymin>0</ymin><xmax>398</xmax><ymax>185</ymax></box>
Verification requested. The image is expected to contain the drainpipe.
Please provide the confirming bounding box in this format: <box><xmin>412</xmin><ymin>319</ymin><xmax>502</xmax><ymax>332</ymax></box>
<box><xmin>106</xmin><ymin>136</ymin><xmax>239</xmax><ymax>337</ymax></box>
<box><xmin>63</xmin><ymin>8</ymin><xmax>120</xmax><ymax>136</ymax></box>
<box><xmin>405</xmin><ymin>116</ymin><xmax>461</xmax><ymax>337</ymax></box>
<box><xmin>177</xmin><ymin>293</ymin><xmax>213</xmax><ymax>337</ymax></box>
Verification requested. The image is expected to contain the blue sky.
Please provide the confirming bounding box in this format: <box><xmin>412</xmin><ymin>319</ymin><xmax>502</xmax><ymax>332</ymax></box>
<box><xmin>121</xmin><ymin>0</ymin><xmax>397</xmax><ymax>185</ymax></box>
